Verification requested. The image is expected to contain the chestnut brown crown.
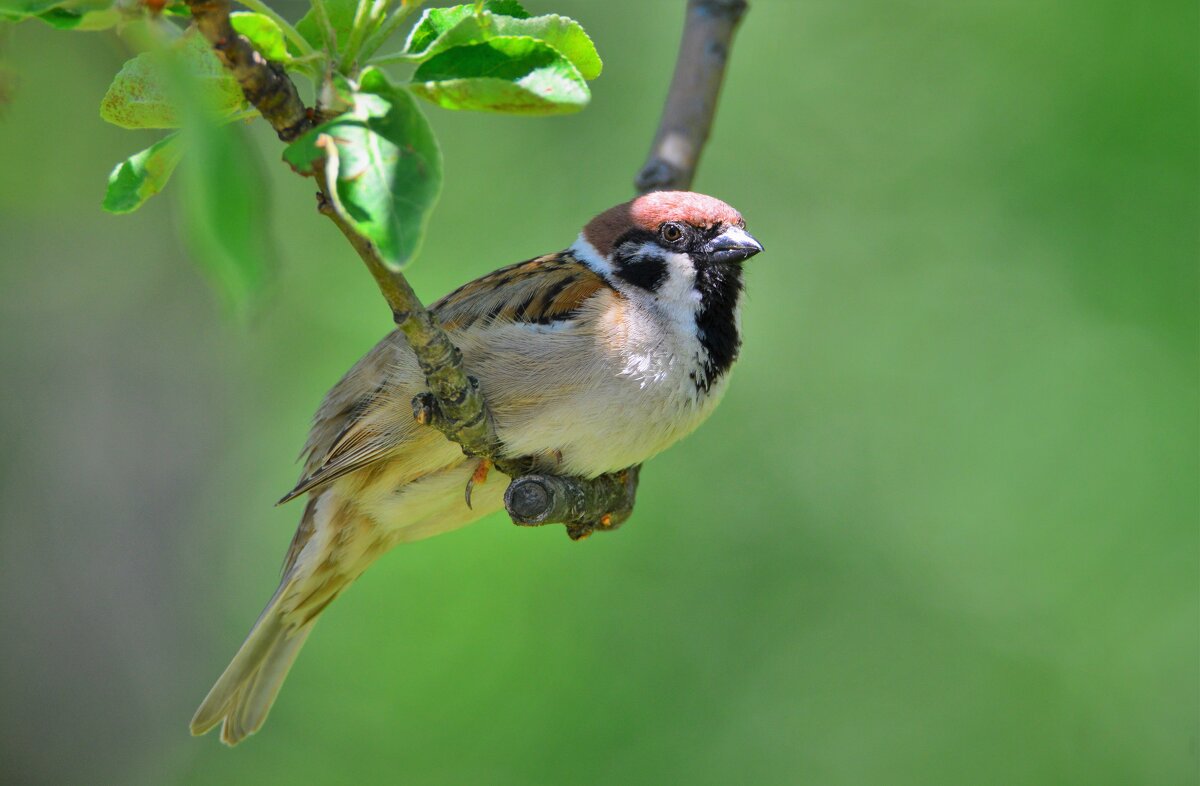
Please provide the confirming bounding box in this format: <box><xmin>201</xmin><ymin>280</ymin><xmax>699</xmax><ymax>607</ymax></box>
<box><xmin>583</xmin><ymin>191</ymin><xmax>746</xmax><ymax>257</ymax></box>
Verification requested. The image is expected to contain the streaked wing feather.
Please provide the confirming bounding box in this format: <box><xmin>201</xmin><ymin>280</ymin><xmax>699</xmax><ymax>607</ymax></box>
<box><xmin>433</xmin><ymin>252</ymin><xmax>608</xmax><ymax>329</ymax></box>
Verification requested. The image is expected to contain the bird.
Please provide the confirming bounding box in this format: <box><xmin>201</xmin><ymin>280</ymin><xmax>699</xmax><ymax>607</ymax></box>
<box><xmin>189</xmin><ymin>190</ymin><xmax>763</xmax><ymax>745</ymax></box>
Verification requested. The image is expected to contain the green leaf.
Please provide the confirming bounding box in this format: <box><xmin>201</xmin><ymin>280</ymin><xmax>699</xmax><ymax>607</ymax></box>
<box><xmin>474</xmin><ymin>0</ymin><xmax>527</xmax><ymax>18</ymax></box>
<box><xmin>409</xmin><ymin>37</ymin><xmax>589</xmax><ymax>115</ymax></box>
<box><xmin>180</xmin><ymin>119</ymin><xmax>272</xmax><ymax>314</ymax></box>
<box><xmin>403</xmin><ymin>10</ymin><xmax>600</xmax><ymax>80</ymax></box>
<box><xmin>230</xmin><ymin>11</ymin><xmax>290</xmax><ymax>62</ymax></box>
<box><xmin>294</xmin><ymin>0</ymin><xmax>357</xmax><ymax>53</ymax></box>
<box><xmin>100</xmin><ymin>33</ymin><xmax>245</xmax><ymax>129</ymax></box>
<box><xmin>103</xmin><ymin>133</ymin><xmax>185</xmax><ymax>214</ymax></box>
<box><xmin>149</xmin><ymin>31</ymin><xmax>271</xmax><ymax>312</ymax></box>
<box><xmin>402</xmin><ymin>1</ymin><xmax>529</xmax><ymax>56</ymax></box>
<box><xmin>283</xmin><ymin>67</ymin><xmax>442</xmax><ymax>270</ymax></box>
<box><xmin>34</xmin><ymin>5</ymin><xmax>118</xmax><ymax>29</ymax></box>
<box><xmin>0</xmin><ymin>0</ymin><xmax>63</xmax><ymax>17</ymax></box>
<box><xmin>0</xmin><ymin>0</ymin><xmax>116</xmax><ymax>28</ymax></box>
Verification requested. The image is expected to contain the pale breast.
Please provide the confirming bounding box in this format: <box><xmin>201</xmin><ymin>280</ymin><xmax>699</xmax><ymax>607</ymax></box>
<box><xmin>455</xmin><ymin>288</ymin><xmax>730</xmax><ymax>478</ymax></box>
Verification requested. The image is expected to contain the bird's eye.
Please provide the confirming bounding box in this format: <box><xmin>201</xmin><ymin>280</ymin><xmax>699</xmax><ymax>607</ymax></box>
<box><xmin>660</xmin><ymin>223</ymin><xmax>684</xmax><ymax>243</ymax></box>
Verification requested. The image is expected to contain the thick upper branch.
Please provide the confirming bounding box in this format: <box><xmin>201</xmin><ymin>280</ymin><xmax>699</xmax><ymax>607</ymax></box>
<box><xmin>636</xmin><ymin>0</ymin><xmax>748</xmax><ymax>193</ymax></box>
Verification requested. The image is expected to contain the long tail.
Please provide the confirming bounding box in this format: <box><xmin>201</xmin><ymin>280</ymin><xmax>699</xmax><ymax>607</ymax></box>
<box><xmin>190</xmin><ymin>461</ymin><xmax>494</xmax><ymax>745</ymax></box>
<box><xmin>191</xmin><ymin>491</ymin><xmax>376</xmax><ymax>745</ymax></box>
<box><xmin>189</xmin><ymin>579</ymin><xmax>316</xmax><ymax>745</ymax></box>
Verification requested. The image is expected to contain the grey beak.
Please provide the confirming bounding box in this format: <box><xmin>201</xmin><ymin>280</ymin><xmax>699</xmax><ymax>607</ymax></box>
<box><xmin>701</xmin><ymin>225</ymin><xmax>764</xmax><ymax>264</ymax></box>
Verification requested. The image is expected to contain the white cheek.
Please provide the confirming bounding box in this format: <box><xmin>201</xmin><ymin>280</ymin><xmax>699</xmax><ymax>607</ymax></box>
<box><xmin>656</xmin><ymin>249</ymin><xmax>701</xmax><ymax>318</ymax></box>
<box><xmin>614</xmin><ymin>247</ymin><xmax>706</xmax><ymax>392</ymax></box>
<box><xmin>570</xmin><ymin>234</ymin><xmax>612</xmax><ymax>276</ymax></box>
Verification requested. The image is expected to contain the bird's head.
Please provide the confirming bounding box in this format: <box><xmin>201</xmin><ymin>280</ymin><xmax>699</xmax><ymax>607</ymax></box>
<box><xmin>572</xmin><ymin>191</ymin><xmax>762</xmax><ymax>391</ymax></box>
<box><xmin>575</xmin><ymin>191</ymin><xmax>763</xmax><ymax>295</ymax></box>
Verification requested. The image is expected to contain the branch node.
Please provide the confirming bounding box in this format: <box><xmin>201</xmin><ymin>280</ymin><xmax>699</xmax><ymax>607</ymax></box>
<box><xmin>412</xmin><ymin>392</ymin><xmax>442</xmax><ymax>427</ymax></box>
<box><xmin>694</xmin><ymin>0</ymin><xmax>748</xmax><ymax>21</ymax></box>
<box><xmin>635</xmin><ymin>160</ymin><xmax>685</xmax><ymax>193</ymax></box>
<box><xmin>503</xmin><ymin>465</ymin><xmax>641</xmax><ymax>540</ymax></box>
<box><xmin>505</xmin><ymin>477</ymin><xmax>554</xmax><ymax>525</ymax></box>
<box><xmin>315</xmin><ymin>190</ymin><xmax>334</xmax><ymax>217</ymax></box>
<box><xmin>635</xmin><ymin>0</ymin><xmax>749</xmax><ymax>195</ymax></box>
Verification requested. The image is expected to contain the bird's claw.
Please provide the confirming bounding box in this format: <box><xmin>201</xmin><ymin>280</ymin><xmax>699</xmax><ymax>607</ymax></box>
<box><xmin>464</xmin><ymin>458</ymin><xmax>491</xmax><ymax>509</ymax></box>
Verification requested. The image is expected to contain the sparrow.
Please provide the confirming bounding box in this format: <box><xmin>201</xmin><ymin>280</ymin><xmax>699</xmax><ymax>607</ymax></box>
<box><xmin>190</xmin><ymin>190</ymin><xmax>763</xmax><ymax>745</ymax></box>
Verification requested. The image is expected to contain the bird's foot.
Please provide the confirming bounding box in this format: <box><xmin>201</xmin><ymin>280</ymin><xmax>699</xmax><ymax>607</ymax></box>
<box><xmin>464</xmin><ymin>458</ymin><xmax>491</xmax><ymax>509</ymax></box>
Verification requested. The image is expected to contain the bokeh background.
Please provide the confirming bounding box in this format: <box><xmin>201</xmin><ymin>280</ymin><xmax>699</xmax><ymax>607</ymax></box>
<box><xmin>1</xmin><ymin>1</ymin><xmax>1196</xmax><ymax>783</ymax></box>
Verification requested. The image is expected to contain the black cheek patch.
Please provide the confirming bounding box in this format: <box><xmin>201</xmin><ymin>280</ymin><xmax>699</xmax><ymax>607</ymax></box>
<box><xmin>614</xmin><ymin>253</ymin><xmax>669</xmax><ymax>292</ymax></box>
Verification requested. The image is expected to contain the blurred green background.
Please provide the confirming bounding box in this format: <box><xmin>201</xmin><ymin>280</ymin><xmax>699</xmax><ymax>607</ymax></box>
<box><xmin>1</xmin><ymin>1</ymin><xmax>1196</xmax><ymax>783</ymax></box>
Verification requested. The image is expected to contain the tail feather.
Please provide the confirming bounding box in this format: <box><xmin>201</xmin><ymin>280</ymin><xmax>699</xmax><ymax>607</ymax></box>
<box><xmin>220</xmin><ymin>624</ymin><xmax>313</xmax><ymax>745</ymax></box>
<box><xmin>190</xmin><ymin>468</ymin><xmax>482</xmax><ymax>745</ymax></box>
<box><xmin>190</xmin><ymin>586</ymin><xmax>312</xmax><ymax>745</ymax></box>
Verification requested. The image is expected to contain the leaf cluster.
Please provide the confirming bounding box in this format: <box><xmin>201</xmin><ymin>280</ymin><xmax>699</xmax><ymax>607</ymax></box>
<box><xmin>1</xmin><ymin>0</ymin><xmax>602</xmax><ymax>308</ymax></box>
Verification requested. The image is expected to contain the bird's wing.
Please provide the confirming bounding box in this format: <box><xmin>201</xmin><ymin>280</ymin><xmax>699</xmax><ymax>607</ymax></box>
<box><xmin>278</xmin><ymin>252</ymin><xmax>612</xmax><ymax>504</ymax></box>
<box><xmin>432</xmin><ymin>251</ymin><xmax>610</xmax><ymax>329</ymax></box>
<box><xmin>278</xmin><ymin>337</ymin><xmax>423</xmax><ymax>504</ymax></box>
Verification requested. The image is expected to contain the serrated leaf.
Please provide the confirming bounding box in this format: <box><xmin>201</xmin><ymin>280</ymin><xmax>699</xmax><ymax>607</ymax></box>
<box><xmin>283</xmin><ymin>67</ymin><xmax>441</xmax><ymax>270</ymax></box>
<box><xmin>103</xmin><ymin>133</ymin><xmax>185</xmax><ymax>214</ymax></box>
<box><xmin>294</xmin><ymin>0</ymin><xmax>357</xmax><ymax>52</ymax></box>
<box><xmin>410</xmin><ymin>37</ymin><xmax>588</xmax><ymax>115</ymax></box>
<box><xmin>403</xmin><ymin>10</ymin><xmax>600</xmax><ymax>80</ymax></box>
<box><xmin>402</xmin><ymin>1</ymin><xmax>529</xmax><ymax>56</ymax></box>
<box><xmin>230</xmin><ymin>11</ymin><xmax>289</xmax><ymax>62</ymax></box>
<box><xmin>100</xmin><ymin>33</ymin><xmax>245</xmax><ymax>129</ymax></box>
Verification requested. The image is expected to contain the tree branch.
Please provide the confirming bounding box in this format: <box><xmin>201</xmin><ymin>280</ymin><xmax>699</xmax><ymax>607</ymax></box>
<box><xmin>185</xmin><ymin>0</ymin><xmax>749</xmax><ymax>540</ymax></box>
<box><xmin>636</xmin><ymin>0</ymin><xmax>748</xmax><ymax>194</ymax></box>
<box><xmin>311</xmin><ymin>167</ymin><xmax>498</xmax><ymax>462</ymax></box>
<box><xmin>506</xmin><ymin>466</ymin><xmax>641</xmax><ymax>541</ymax></box>
<box><xmin>186</xmin><ymin>0</ymin><xmax>312</xmax><ymax>142</ymax></box>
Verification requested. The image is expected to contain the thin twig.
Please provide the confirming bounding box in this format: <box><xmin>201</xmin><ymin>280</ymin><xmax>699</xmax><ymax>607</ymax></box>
<box><xmin>360</xmin><ymin>0</ymin><xmax>424</xmax><ymax>62</ymax></box>
<box><xmin>308</xmin><ymin>145</ymin><xmax>500</xmax><ymax>462</ymax></box>
<box><xmin>636</xmin><ymin>0</ymin><xmax>748</xmax><ymax>194</ymax></box>
<box><xmin>338</xmin><ymin>0</ymin><xmax>377</xmax><ymax>71</ymax></box>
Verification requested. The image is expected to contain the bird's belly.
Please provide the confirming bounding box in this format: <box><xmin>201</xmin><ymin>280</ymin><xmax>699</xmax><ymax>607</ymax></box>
<box><xmin>491</xmin><ymin>354</ymin><xmax>728</xmax><ymax>478</ymax></box>
<box><xmin>557</xmin><ymin>391</ymin><xmax>720</xmax><ymax>476</ymax></box>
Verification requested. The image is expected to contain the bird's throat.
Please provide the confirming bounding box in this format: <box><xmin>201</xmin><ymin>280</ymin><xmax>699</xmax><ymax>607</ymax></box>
<box><xmin>692</xmin><ymin>262</ymin><xmax>744</xmax><ymax>393</ymax></box>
